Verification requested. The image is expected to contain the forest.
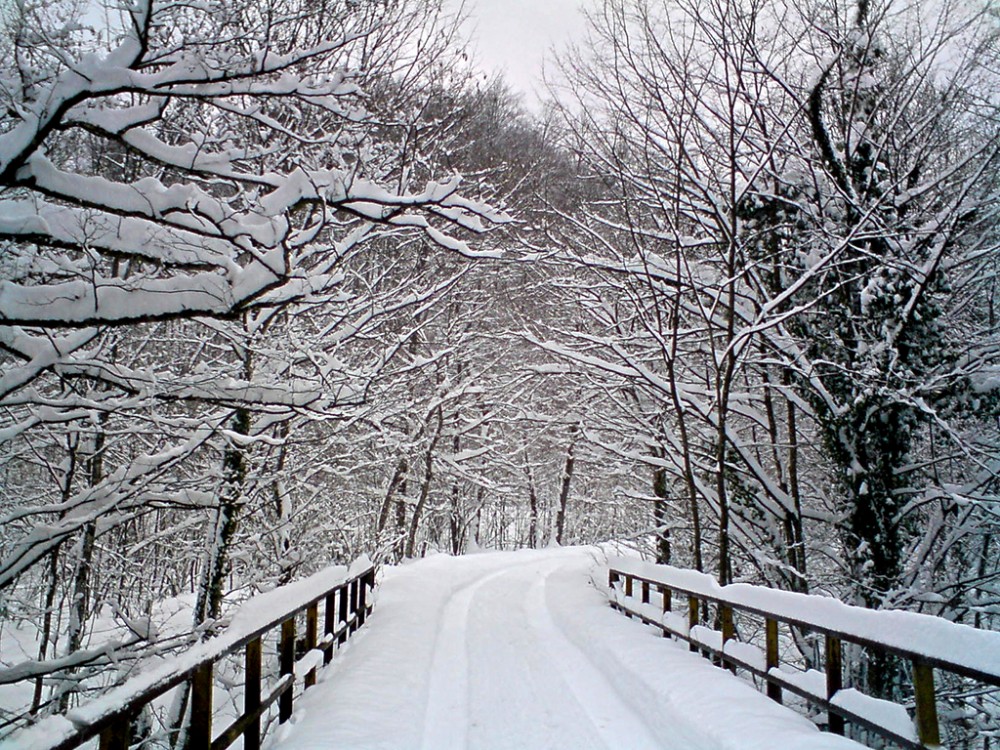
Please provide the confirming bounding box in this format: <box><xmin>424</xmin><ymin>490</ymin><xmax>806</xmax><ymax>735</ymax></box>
<box><xmin>0</xmin><ymin>0</ymin><xmax>997</xmax><ymax>744</ymax></box>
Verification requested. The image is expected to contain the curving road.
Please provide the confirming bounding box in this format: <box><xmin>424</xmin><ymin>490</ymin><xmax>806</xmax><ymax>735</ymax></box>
<box><xmin>277</xmin><ymin>547</ymin><xmax>863</xmax><ymax>750</ymax></box>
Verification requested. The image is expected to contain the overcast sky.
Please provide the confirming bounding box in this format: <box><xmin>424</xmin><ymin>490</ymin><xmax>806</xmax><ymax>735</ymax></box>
<box><xmin>456</xmin><ymin>0</ymin><xmax>592</xmax><ymax>106</ymax></box>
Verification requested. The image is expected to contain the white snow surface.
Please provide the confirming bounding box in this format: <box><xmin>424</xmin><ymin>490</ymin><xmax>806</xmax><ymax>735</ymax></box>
<box><xmin>276</xmin><ymin>547</ymin><xmax>862</xmax><ymax>750</ymax></box>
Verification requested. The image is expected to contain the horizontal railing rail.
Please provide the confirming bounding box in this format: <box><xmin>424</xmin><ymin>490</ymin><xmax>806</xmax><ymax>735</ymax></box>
<box><xmin>607</xmin><ymin>558</ymin><xmax>1000</xmax><ymax>750</ymax></box>
<box><xmin>11</xmin><ymin>560</ymin><xmax>377</xmax><ymax>750</ymax></box>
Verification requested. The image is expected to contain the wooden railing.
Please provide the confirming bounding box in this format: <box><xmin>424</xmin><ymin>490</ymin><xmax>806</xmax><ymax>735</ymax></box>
<box><xmin>11</xmin><ymin>561</ymin><xmax>377</xmax><ymax>750</ymax></box>
<box><xmin>607</xmin><ymin>558</ymin><xmax>1000</xmax><ymax>750</ymax></box>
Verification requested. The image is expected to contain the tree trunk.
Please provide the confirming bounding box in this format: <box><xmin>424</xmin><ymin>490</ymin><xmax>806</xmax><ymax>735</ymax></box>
<box><xmin>664</xmin><ymin>288</ymin><xmax>703</xmax><ymax>573</ymax></box>
<box><xmin>195</xmin><ymin>336</ymin><xmax>253</xmax><ymax>628</ymax></box>
<box><xmin>194</xmin><ymin>404</ymin><xmax>249</xmax><ymax>627</ymax></box>
<box><xmin>60</xmin><ymin>415</ymin><xmax>107</xmax><ymax>711</ymax></box>
<box><xmin>377</xmin><ymin>457</ymin><xmax>409</xmax><ymax>535</ymax></box>
<box><xmin>406</xmin><ymin>407</ymin><xmax>443</xmax><ymax>558</ymax></box>
<box><xmin>394</xmin><ymin>471</ymin><xmax>408</xmax><ymax>562</ymax></box>
<box><xmin>449</xmin><ymin>427</ymin><xmax>462</xmax><ymax>555</ymax></box>
<box><xmin>783</xmin><ymin>367</ymin><xmax>807</xmax><ymax>591</ymax></box>
<box><xmin>526</xmin><ymin>468</ymin><xmax>539</xmax><ymax>549</ymax></box>
<box><xmin>32</xmin><ymin>437</ymin><xmax>79</xmax><ymax>714</ymax></box>
<box><xmin>32</xmin><ymin>549</ymin><xmax>61</xmax><ymax>715</ymax></box>
<box><xmin>652</xmin><ymin>464</ymin><xmax>671</xmax><ymax>565</ymax></box>
<box><xmin>554</xmin><ymin>423</ymin><xmax>579</xmax><ymax>545</ymax></box>
<box><xmin>271</xmin><ymin>421</ymin><xmax>292</xmax><ymax>585</ymax></box>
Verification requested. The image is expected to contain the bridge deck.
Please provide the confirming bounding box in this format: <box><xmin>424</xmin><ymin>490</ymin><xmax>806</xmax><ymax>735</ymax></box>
<box><xmin>277</xmin><ymin>547</ymin><xmax>862</xmax><ymax>750</ymax></box>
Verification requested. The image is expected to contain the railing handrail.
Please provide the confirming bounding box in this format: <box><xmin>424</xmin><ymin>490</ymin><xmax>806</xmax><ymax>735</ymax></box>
<box><xmin>607</xmin><ymin>557</ymin><xmax>1000</xmax><ymax>750</ymax></box>
<box><xmin>9</xmin><ymin>558</ymin><xmax>377</xmax><ymax>750</ymax></box>
<box><xmin>609</xmin><ymin>557</ymin><xmax>1000</xmax><ymax>685</ymax></box>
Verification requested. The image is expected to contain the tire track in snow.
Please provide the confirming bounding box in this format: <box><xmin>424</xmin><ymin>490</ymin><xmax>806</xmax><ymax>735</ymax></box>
<box><xmin>464</xmin><ymin>561</ymin><xmax>605</xmax><ymax>748</ymax></box>
<box><xmin>524</xmin><ymin>560</ymin><xmax>666</xmax><ymax>750</ymax></box>
<box><xmin>420</xmin><ymin>560</ymin><xmax>540</xmax><ymax>750</ymax></box>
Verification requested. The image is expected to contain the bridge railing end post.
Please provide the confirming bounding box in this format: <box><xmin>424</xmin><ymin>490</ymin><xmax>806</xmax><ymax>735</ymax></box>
<box><xmin>913</xmin><ymin>660</ymin><xmax>941</xmax><ymax>748</ymax></box>
<box><xmin>279</xmin><ymin>617</ymin><xmax>295</xmax><ymax>723</ymax></box>
<box><xmin>825</xmin><ymin>634</ymin><xmax>844</xmax><ymax>735</ymax></box>
<box><xmin>765</xmin><ymin>618</ymin><xmax>782</xmax><ymax>704</ymax></box>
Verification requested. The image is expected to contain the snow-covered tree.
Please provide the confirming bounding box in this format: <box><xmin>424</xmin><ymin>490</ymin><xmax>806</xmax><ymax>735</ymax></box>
<box><xmin>0</xmin><ymin>0</ymin><xmax>505</xmax><ymax>731</ymax></box>
<box><xmin>542</xmin><ymin>0</ymin><xmax>1000</xmax><ymax>709</ymax></box>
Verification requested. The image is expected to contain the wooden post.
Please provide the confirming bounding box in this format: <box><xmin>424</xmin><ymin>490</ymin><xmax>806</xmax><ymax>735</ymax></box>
<box><xmin>688</xmin><ymin>595</ymin><xmax>699</xmax><ymax>653</ymax></box>
<box><xmin>338</xmin><ymin>584</ymin><xmax>349</xmax><ymax>645</ymax></box>
<box><xmin>660</xmin><ymin>586</ymin><xmax>671</xmax><ymax>638</ymax></box>
<box><xmin>98</xmin><ymin>716</ymin><xmax>131</xmax><ymax>750</ymax></box>
<box><xmin>189</xmin><ymin>662</ymin><xmax>213</xmax><ymax>750</ymax></box>
<box><xmin>280</xmin><ymin>617</ymin><xmax>295</xmax><ymax>723</ymax></box>
<box><xmin>244</xmin><ymin>637</ymin><xmax>262</xmax><ymax>750</ymax></box>
<box><xmin>306</xmin><ymin>602</ymin><xmax>319</xmax><ymax>652</ymax></box>
<box><xmin>720</xmin><ymin>604</ymin><xmax>736</xmax><ymax>674</ymax></box>
<box><xmin>324</xmin><ymin>592</ymin><xmax>336</xmax><ymax>664</ymax></box>
<box><xmin>641</xmin><ymin>580</ymin><xmax>650</xmax><ymax>605</ymax></box>
<box><xmin>366</xmin><ymin>569</ymin><xmax>376</xmax><ymax>612</ymax></box>
<box><xmin>349</xmin><ymin>578</ymin><xmax>360</xmax><ymax>633</ymax></box>
<box><xmin>303</xmin><ymin>603</ymin><xmax>318</xmax><ymax>690</ymax></box>
<box><xmin>609</xmin><ymin>569</ymin><xmax>620</xmax><ymax>588</ymax></box>
<box><xmin>358</xmin><ymin>573</ymin><xmax>369</xmax><ymax>628</ymax></box>
<box><xmin>912</xmin><ymin>660</ymin><xmax>941</xmax><ymax>747</ymax></box>
<box><xmin>825</xmin><ymin>635</ymin><xmax>844</xmax><ymax>735</ymax></box>
<box><xmin>622</xmin><ymin>575</ymin><xmax>634</xmax><ymax>618</ymax></box>
<box><xmin>765</xmin><ymin>618</ymin><xmax>782</xmax><ymax>703</ymax></box>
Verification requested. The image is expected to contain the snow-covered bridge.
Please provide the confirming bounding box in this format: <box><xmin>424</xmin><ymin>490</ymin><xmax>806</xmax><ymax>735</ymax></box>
<box><xmin>10</xmin><ymin>547</ymin><xmax>1000</xmax><ymax>750</ymax></box>
<box><xmin>274</xmin><ymin>547</ymin><xmax>863</xmax><ymax>750</ymax></box>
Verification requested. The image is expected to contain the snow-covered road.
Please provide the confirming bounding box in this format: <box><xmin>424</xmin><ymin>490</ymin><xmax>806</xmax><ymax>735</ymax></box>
<box><xmin>274</xmin><ymin>547</ymin><xmax>863</xmax><ymax>750</ymax></box>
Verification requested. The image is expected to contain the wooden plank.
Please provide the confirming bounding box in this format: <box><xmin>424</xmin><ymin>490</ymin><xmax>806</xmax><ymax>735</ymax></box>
<box><xmin>826</xmin><ymin>635</ymin><xmax>844</xmax><ymax>735</ymax></box>
<box><xmin>279</xmin><ymin>618</ymin><xmax>295</xmax><ymax>723</ymax></box>
<box><xmin>765</xmin><ymin>618</ymin><xmax>782</xmax><ymax>703</ymax></box>
<box><xmin>641</xmin><ymin>580</ymin><xmax>650</xmax><ymax>605</ymax></box>
<box><xmin>189</xmin><ymin>662</ymin><xmax>213</xmax><ymax>750</ymax></box>
<box><xmin>912</xmin><ymin>660</ymin><xmax>941</xmax><ymax>747</ymax></box>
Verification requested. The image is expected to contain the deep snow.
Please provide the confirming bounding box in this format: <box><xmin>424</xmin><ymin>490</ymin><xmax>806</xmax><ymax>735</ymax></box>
<box><xmin>274</xmin><ymin>547</ymin><xmax>863</xmax><ymax>750</ymax></box>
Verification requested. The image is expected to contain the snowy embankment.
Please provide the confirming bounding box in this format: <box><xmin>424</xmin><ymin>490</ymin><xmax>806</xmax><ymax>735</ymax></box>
<box><xmin>275</xmin><ymin>547</ymin><xmax>862</xmax><ymax>750</ymax></box>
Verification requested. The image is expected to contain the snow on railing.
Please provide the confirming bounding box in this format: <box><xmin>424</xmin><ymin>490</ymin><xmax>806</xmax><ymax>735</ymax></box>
<box><xmin>9</xmin><ymin>559</ymin><xmax>377</xmax><ymax>750</ymax></box>
<box><xmin>607</xmin><ymin>557</ymin><xmax>1000</xmax><ymax>750</ymax></box>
